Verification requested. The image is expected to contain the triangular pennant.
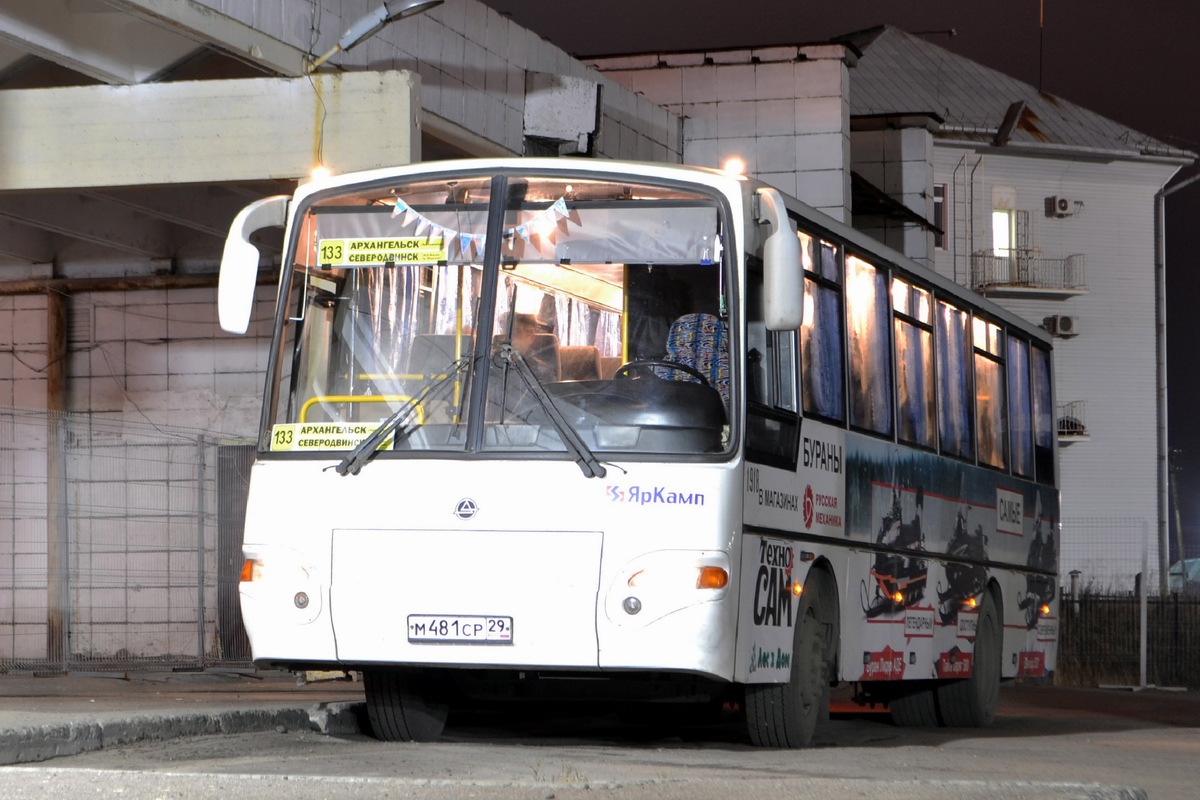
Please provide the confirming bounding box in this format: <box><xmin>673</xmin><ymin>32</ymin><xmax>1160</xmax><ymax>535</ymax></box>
<box><xmin>391</xmin><ymin>198</ymin><xmax>409</xmax><ymax>218</ymax></box>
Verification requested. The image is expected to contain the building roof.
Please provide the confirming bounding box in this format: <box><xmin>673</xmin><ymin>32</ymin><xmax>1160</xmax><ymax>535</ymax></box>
<box><xmin>841</xmin><ymin>26</ymin><xmax>1195</xmax><ymax>164</ymax></box>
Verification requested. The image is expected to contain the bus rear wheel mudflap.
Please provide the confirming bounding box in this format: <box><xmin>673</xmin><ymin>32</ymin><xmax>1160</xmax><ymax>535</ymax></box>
<box><xmin>744</xmin><ymin>568</ymin><xmax>837</xmax><ymax>748</ymax></box>
<box><xmin>363</xmin><ymin>667</ymin><xmax>451</xmax><ymax>743</ymax></box>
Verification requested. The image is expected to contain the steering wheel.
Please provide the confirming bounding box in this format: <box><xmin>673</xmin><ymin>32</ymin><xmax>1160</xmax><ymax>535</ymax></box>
<box><xmin>614</xmin><ymin>359</ymin><xmax>711</xmax><ymax>388</ymax></box>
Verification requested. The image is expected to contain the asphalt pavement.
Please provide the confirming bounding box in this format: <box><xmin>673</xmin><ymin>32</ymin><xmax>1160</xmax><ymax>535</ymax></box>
<box><xmin>0</xmin><ymin>669</ymin><xmax>1196</xmax><ymax>798</ymax></box>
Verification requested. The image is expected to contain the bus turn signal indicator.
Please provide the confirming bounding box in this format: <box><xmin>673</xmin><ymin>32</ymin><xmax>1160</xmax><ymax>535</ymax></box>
<box><xmin>240</xmin><ymin>559</ymin><xmax>263</xmax><ymax>583</ymax></box>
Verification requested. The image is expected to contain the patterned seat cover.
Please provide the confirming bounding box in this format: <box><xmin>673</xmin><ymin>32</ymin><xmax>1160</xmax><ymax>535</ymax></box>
<box><xmin>663</xmin><ymin>312</ymin><xmax>730</xmax><ymax>410</ymax></box>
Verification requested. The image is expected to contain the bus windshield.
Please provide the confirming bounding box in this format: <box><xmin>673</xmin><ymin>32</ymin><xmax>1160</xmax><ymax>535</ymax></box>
<box><xmin>264</xmin><ymin>172</ymin><xmax>733</xmax><ymax>460</ymax></box>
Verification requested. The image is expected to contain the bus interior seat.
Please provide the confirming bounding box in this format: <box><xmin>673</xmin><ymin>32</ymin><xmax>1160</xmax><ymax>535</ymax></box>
<box><xmin>493</xmin><ymin>331</ymin><xmax>561</xmax><ymax>383</ymax></box>
<box><xmin>559</xmin><ymin>345</ymin><xmax>602</xmax><ymax>381</ymax></box>
<box><xmin>663</xmin><ymin>312</ymin><xmax>730</xmax><ymax>410</ymax></box>
<box><xmin>600</xmin><ymin>356</ymin><xmax>622</xmax><ymax>380</ymax></box>
<box><xmin>526</xmin><ymin>333</ymin><xmax>561</xmax><ymax>382</ymax></box>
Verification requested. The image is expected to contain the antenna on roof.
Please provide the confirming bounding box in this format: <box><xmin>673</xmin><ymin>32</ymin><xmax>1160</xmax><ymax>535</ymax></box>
<box><xmin>1038</xmin><ymin>0</ymin><xmax>1045</xmax><ymax>91</ymax></box>
<box><xmin>913</xmin><ymin>29</ymin><xmax>957</xmax><ymax>39</ymax></box>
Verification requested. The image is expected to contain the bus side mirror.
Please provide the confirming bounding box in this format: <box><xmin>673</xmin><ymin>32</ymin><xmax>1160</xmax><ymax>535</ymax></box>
<box><xmin>219</xmin><ymin>195</ymin><xmax>290</xmax><ymax>334</ymax></box>
<box><xmin>756</xmin><ymin>188</ymin><xmax>802</xmax><ymax>331</ymax></box>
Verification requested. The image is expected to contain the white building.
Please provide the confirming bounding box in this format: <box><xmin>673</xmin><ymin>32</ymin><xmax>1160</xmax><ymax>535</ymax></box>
<box><xmin>0</xmin><ymin>3</ymin><xmax>1189</xmax><ymax>664</ymax></box>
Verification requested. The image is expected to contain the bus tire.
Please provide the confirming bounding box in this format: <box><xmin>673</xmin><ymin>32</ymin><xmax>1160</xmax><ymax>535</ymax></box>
<box><xmin>745</xmin><ymin>569</ymin><xmax>835</xmax><ymax>748</ymax></box>
<box><xmin>889</xmin><ymin>682</ymin><xmax>939</xmax><ymax>727</ymax></box>
<box><xmin>936</xmin><ymin>589</ymin><xmax>1001</xmax><ymax>727</ymax></box>
<box><xmin>363</xmin><ymin>668</ymin><xmax>449</xmax><ymax>742</ymax></box>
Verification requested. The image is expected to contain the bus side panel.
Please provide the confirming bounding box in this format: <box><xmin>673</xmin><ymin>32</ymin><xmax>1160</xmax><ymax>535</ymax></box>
<box><xmin>840</xmin><ymin>436</ymin><xmax>1060</xmax><ymax>683</ymax></box>
<box><xmin>733</xmin><ymin>534</ymin><xmax>812</xmax><ymax>683</ymax></box>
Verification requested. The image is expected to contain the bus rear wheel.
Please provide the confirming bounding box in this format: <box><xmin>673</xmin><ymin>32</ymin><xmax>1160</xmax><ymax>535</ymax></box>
<box><xmin>937</xmin><ymin>590</ymin><xmax>1001</xmax><ymax>726</ymax></box>
<box><xmin>744</xmin><ymin>570</ymin><xmax>835</xmax><ymax>748</ymax></box>
<box><xmin>363</xmin><ymin>668</ymin><xmax>449</xmax><ymax>742</ymax></box>
<box><xmin>889</xmin><ymin>682</ymin><xmax>939</xmax><ymax>726</ymax></box>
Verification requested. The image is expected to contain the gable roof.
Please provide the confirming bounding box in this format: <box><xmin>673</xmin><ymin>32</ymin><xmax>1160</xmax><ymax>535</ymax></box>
<box><xmin>841</xmin><ymin>26</ymin><xmax>1194</xmax><ymax>164</ymax></box>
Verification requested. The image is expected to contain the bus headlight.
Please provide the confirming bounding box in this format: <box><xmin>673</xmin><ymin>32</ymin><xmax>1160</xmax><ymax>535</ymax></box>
<box><xmin>606</xmin><ymin>551</ymin><xmax>731</xmax><ymax>626</ymax></box>
<box><xmin>239</xmin><ymin>548</ymin><xmax>324</xmax><ymax>625</ymax></box>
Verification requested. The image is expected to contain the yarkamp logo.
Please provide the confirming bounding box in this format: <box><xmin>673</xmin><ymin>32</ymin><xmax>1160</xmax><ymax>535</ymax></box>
<box><xmin>453</xmin><ymin>498</ymin><xmax>479</xmax><ymax>519</ymax></box>
<box><xmin>606</xmin><ymin>485</ymin><xmax>705</xmax><ymax>506</ymax></box>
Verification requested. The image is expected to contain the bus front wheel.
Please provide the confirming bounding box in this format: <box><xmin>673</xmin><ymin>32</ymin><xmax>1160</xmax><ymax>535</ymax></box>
<box><xmin>363</xmin><ymin>668</ymin><xmax>449</xmax><ymax>742</ymax></box>
<box><xmin>744</xmin><ymin>569</ymin><xmax>835</xmax><ymax>748</ymax></box>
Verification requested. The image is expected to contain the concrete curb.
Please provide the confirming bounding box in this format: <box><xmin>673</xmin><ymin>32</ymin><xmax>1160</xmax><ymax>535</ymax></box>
<box><xmin>0</xmin><ymin>701</ymin><xmax>368</xmax><ymax>766</ymax></box>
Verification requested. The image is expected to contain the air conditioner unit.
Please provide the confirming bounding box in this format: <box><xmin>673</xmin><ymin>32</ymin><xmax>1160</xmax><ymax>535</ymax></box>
<box><xmin>1044</xmin><ymin>315</ymin><xmax>1079</xmax><ymax>337</ymax></box>
<box><xmin>1045</xmin><ymin>195</ymin><xmax>1075</xmax><ymax>218</ymax></box>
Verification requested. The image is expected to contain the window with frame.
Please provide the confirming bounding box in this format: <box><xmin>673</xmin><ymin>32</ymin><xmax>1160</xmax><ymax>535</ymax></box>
<box><xmin>846</xmin><ymin>254</ymin><xmax>894</xmax><ymax>436</ymax></box>
<box><xmin>800</xmin><ymin>230</ymin><xmax>846</xmax><ymax>423</ymax></box>
<box><xmin>974</xmin><ymin>317</ymin><xmax>1007</xmax><ymax>470</ymax></box>
<box><xmin>992</xmin><ymin>209</ymin><xmax>1015</xmax><ymax>258</ymax></box>
<box><xmin>1031</xmin><ymin>345</ymin><xmax>1055</xmax><ymax>485</ymax></box>
<box><xmin>746</xmin><ymin>256</ymin><xmax>800</xmax><ymax>466</ymax></box>
<box><xmin>892</xmin><ymin>277</ymin><xmax>935</xmax><ymax>449</ymax></box>
<box><xmin>1007</xmin><ymin>336</ymin><xmax>1034</xmax><ymax>478</ymax></box>
<box><xmin>933</xmin><ymin>184</ymin><xmax>947</xmax><ymax>250</ymax></box>
<box><xmin>936</xmin><ymin>299</ymin><xmax>974</xmax><ymax>461</ymax></box>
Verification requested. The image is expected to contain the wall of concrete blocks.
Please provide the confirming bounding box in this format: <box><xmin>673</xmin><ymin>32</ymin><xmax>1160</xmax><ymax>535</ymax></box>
<box><xmin>198</xmin><ymin>0</ymin><xmax>683</xmax><ymax>162</ymax></box>
<box><xmin>850</xmin><ymin>126</ymin><xmax>936</xmax><ymax>268</ymax></box>
<box><xmin>588</xmin><ymin>44</ymin><xmax>854</xmax><ymax>223</ymax></box>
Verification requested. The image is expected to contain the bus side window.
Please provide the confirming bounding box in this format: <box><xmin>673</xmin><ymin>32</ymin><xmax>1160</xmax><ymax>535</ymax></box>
<box><xmin>746</xmin><ymin>256</ymin><xmax>800</xmax><ymax>467</ymax></box>
<box><xmin>892</xmin><ymin>277</ymin><xmax>935</xmax><ymax>449</ymax></box>
<box><xmin>974</xmin><ymin>318</ymin><xmax>1007</xmax><ymax>470</ymax></box>
<box><xmin>800</xmin><ymin>234</ymin><xmax>846</xmax><ymax>423</ymax></box>
<box><xmin>846</xmin><ymin>255</ymin><xmax>894</xmax><ymax>436</ymax></box>
<box><xmin>1008</xmin><ymin>335</ymin><xmax>1035</xmax><ymax>477</ymax></box>
<box><xmin>1031</xmin><ymin>345</ymin><xmax>1055</xmax><ymax>485</ymax></box>
<box><xmin>936</xmin><ymin>299</ymin><xmax>975</xmax><ymax>461</ymax></box>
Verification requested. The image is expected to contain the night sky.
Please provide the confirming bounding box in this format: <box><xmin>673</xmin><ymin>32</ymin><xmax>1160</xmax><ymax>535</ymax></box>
<box><xmin>484</xmin><ymin>0</ymin><xmax>1200</xmax><ymax>553</ymax></box>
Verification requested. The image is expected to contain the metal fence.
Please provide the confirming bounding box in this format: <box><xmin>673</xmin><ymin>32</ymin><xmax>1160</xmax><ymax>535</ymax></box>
<box><xmin>1055</xmin><ymin>517</ymin><xmax>1200</xmax><ymax>688</ymax></box>
<box><xmin>0</xmin><ymin>407</ymin><xmax>254</xmax><ymax>673</ymax></box>
<box><xmin>970</xmin><ymin>250</ymin><xmax>1087</xmax><ymax>292</ymax></box>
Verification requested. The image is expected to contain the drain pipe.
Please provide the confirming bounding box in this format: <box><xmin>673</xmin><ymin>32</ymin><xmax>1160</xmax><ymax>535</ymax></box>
<box><xmin>1155</xmin><ymin>169</ymin><xmax>1200</xmax><ymax>591</ymax></box>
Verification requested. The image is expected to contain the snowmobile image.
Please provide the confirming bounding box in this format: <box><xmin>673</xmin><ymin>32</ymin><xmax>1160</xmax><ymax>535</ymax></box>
<box><xmin>937</xmin><ymin>505</ymin><xmax>989</xmax><ymax>625</ymax></box>
<box><xmin>862</xmin><ymin>483</ymin><xmax>929</xmax><ymax>618</ymax></box>
<box><xmin>1017</xmin><ymin>495</ymin><xmax>1057</xmax><ymax>630</ymax></box>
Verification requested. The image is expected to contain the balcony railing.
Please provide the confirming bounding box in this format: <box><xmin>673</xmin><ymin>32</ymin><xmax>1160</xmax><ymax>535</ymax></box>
<box><xmin>971</xmin><ymin>250</ymin><xmax>1087</xmax><ymax>295</ymax></box>
<box><xmin>1057</xmin><ymin>400</ymin><xmax>1090</xmax><ymax>443</ymax></box>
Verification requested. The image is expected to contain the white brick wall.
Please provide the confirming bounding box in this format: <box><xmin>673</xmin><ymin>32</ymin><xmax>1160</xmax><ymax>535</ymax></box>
<box><xmin>187</xmin><ymin>0</ymin><xmax>681</xmax><ymax>160</ymax></box>
<box><xmin>591</xmin><ymin>45</ymin><xmax>854</xmax><ymax>222</ymax></box>
<box><xmin>851</xmin><ymin>127</ymin><xmax>935</xmax><ymax>267</ymax></box>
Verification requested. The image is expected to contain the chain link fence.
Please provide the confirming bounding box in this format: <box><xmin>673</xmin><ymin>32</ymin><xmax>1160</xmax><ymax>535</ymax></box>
<box><xmin>0</xmin><ymin>407</ymin><xmax>254</xmax><ymax>673</ymax></box>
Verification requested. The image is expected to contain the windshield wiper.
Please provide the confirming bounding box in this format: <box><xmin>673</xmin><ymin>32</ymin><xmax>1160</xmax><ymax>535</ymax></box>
<box><xmin>496</xmin><ymin>344</ymin><xmax>606</xmax><ymax>479</ymax></box>
<box><xmin>335</xmin><ymin>356</ymin><xmax>472</xmax><ymax>476</ymax></box>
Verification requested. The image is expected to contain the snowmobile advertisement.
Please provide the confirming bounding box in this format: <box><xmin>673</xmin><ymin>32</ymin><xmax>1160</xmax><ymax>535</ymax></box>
<box><xmin>845</xmin><ymin>438</ymin><xmax>1059</xmax><ymax>681</ymax></box>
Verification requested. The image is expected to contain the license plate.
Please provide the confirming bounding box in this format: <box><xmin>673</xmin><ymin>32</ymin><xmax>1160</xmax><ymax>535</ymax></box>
<box><xmin>407</xmin><ymin>614</ymin><xmax>513</xmax><ymax>644</ymax></box>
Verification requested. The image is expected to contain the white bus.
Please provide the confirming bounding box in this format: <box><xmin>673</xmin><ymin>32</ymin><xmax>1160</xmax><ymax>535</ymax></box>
<box><xmin>219</xmin><ymin>158</ymin><xmax>1059</xmax><ymax>746</ymax></box>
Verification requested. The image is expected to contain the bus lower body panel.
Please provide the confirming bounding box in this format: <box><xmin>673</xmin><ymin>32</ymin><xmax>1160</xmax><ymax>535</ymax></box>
<box><xmin>285</xmin><ymin>528</ymin><xmax>739</xmax><ymax>679</ymax></box>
